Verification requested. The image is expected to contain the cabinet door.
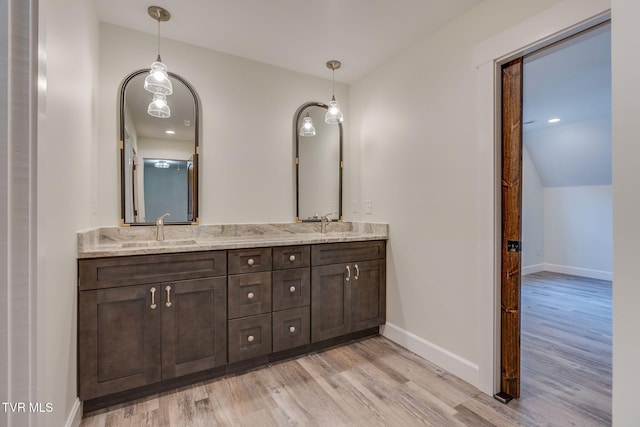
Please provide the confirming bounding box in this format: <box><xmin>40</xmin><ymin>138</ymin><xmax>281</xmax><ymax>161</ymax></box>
<box><xmin>311</xmin><ymin>263</ymin><xmax>351</xmax><ymax>342</ymax></box>
<box><xmin>162</xmin><ymin>277</ymin><xmax>227</xmax><ymax>379</ymax></box>
<box><xmin>78</xmin><ymin>285</ymin><xmax>161</xmax><ymax>400</ymax></box>
<box><xmin>351</xmin><ymin>260</ymin><xmax>386</xmax><ymax>332</ymax></box>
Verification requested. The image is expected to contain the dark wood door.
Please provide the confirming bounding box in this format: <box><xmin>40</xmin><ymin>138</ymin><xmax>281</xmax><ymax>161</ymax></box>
<box><xmin>162</xmin><ymin>277</ymin><xmax>227</xmax><ymax>379</ymax></box>
<box><xmin>351</xmin><ymin>260</ymin><xmax>386</xmax><ymax>332</ymax></box>
<box><xmin>78</xmin><ymin>284</ymin><xmax>161</xmax><ymax>400</ymax></box>
<box><xmin>311</xmin><ymin>263</ymin><xmax>351</xmax><ymax>342</ymax></box>
<box><xmin>501</xmin><ymin>57</ymin><xmax>524</xmax><ymax>399</ymax></box>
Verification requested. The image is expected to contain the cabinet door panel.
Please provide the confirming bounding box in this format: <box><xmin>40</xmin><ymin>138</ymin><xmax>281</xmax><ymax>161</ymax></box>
<box><xmin>273</xmin><ymin>306</ymin><xmax>310</xmax><ymax>352</ymax></box>
<box><xmin>351</xmin><ymin>260</ymin><xmax>386</xmax><ymax>332</ymax></box>
<box><xmin>79</xmin><ymin>285</ymin><xmax>161</xmax><ymax>400</ymax></box>
<box><xmin>273</xmin><ymin>245</ymin><xmax>310</xmax><ymax>270</ymax></box>
<box><xmin>162</xmin><ymin>277</ymin><xmax>227</xmax><ymax>379</ymax></box>
<box><xmin>311</xmin><ymin>264</ymin><xmax>350</xmax><ymax>342</ymax></box>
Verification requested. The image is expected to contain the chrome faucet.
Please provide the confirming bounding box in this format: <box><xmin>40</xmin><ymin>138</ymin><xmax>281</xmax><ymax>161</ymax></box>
<box><xmin>320</xmin><ymin>213</ymin><xmax>333</xmax><ymax>234</ymax></box>
<box><xmin>156</xmin><ymin>213</ymin><xmax>170</xmax><ymax>241</ymax></box>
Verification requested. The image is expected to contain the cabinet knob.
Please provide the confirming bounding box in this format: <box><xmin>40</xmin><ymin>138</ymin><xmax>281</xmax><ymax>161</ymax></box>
<box><xmin>289</xmin><ymin>255</ymin><xmax>296</xmax><ymax>262</ymax></box>
<box><xmin>247</xmin><ymin>258</ymin><xmax>255</xmax><ymax>266</ymax></box>
<box><xmin>247</xmin><ymin>335</ymin><xmax>255</xmax><ymax>343</ymax></box>
<box><xmin>289</xmin><ymin>326</ymin><xmax>296</xmax><ymax>334</ymax></box>
<box><xmin>247</xmin><ymin>292</ymin><xmax>255</xmax><ymax>300</ymax></box>
<box><xmin>289</xmin><ymin>286</ymin><xmax>296</xmax><ymax>293</ymax></box>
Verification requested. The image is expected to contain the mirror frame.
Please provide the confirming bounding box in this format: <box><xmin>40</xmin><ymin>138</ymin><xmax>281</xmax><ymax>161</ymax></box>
<box><xmin>294</xmin><ymin>101</ymin><xmax>343</xmax><ymax>222</ymax></box>
<box><xmin>119</xmin><ymin>69</ymin><xmax>200</xmax><ymax>226</ymax></box>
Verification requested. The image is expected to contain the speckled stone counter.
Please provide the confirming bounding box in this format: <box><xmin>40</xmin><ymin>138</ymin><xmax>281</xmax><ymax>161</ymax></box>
<box><xmin>77</xmin><ymin>222</ymin><xmax>389</xmax><ymax>258</ymax></box>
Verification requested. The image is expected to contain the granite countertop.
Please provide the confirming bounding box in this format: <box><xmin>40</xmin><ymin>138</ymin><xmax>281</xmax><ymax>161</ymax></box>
<box><xmin>77</xmin><ymin>222</ymin><xmax>389</xmax><ymax>258</ymax></box>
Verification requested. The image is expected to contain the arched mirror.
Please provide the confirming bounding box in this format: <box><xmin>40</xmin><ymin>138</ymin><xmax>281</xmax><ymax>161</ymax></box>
<box><xmin>120</xmin><ymin>70</ymin><xmax>199</xmax><ymax>225</ymax></box>
<box><xmin>295</xmin><ymin>102</ymin><xmax>343</xmax><ymax>221</ymax></box>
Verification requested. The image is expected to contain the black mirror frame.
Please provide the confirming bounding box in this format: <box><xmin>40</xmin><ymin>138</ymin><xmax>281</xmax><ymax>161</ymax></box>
<box><xmin>119</xmin><ymin>69</ymin><xmax>200</xmax><ymax>226</ymax></box>
<box><xmin>294</xmin><ymin>101</ymin><xmax>343</xmax><ymax>222</ymax></box>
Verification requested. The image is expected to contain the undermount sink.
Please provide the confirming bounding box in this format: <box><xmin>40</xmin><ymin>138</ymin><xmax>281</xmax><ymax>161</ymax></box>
<box><xmin>121</xmin><ymin>239</ymin><xmax>198</xmax><ymax>248</ymax></box>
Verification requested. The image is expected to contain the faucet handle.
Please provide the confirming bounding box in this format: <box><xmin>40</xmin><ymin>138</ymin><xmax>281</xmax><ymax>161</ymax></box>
<box><xmin>322</xmin><ymin>213</ymin><xmax>333</xmax><ymax>222</ymax></box>
<box><xmin>156</xmin><ymin>213</ymin><xmax>171</xmax><ymax>225</ymax></box>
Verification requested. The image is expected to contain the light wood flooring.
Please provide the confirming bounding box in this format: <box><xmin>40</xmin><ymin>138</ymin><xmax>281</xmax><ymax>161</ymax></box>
<box><xmin>81</xmin><ymin>272</ymin><xmax>611</xmax><ymax>426</ymax></box>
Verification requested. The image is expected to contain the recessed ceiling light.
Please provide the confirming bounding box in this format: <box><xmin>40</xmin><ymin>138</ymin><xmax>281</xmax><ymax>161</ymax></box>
<box><xmin>548</xmin><ymin>118</ymin><xmax>561</xmax><ymax>123</ymax></box>
<box><xmin>165</xmin><ymin>130</ymin><xmax>175</xmax><ymax>134</ymax></box>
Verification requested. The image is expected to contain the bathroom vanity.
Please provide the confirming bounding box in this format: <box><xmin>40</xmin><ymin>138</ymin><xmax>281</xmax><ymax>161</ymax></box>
<box><xmin>77</xmin><ymin>223</ymin><xmax>387</xmax><ymax>412</ymax></box>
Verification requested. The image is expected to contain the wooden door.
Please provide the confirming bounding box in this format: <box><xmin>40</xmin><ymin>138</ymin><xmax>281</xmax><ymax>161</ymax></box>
<box><xmin>311</xmin><ymin>263</ymin><xmax>351</xmax><ymax>342</ymax></box>
<box><xmin>78</xmin><ymin>284</ymin><xmax>161</xmax><ymax>400</ymax></box>
<box><xmin>351</xmin><ymin>259</ymin><xmax>386</xmax><ymax>332</ymax></box>
<box><xmin>161</xmin><ymin>277</ymin><xmax>227</xmax><ymax>378</ymax></box>
<box><xmin>500</xmin><ymin>57</ymin><xmax>524</xmax><ymax>399</ymax></box>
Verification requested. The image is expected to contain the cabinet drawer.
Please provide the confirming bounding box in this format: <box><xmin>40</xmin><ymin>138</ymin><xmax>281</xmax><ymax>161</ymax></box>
<box><xmin>228</xmin><ymin>313</ymin><xmax>272</xmax><ymax>363</ymax></box>
<box><xmin>311</xmin><ymin>241</ymin><xmax>386</xmax><ymax>266</ymax></box>
<box><xmin>272</xmin><ymin>307</ymin><xmax>310</xmax><ymax>353</ymax></box>
<box><xmin>272</xmin><ymin>245</ymin><xmax>310</xmax><ymax>270</ymax></box>
<box><xmin>228</xmin><ymin>272</ymin><xmax>272</xmax><ymax>319</ymax></box>
<box><xmin>272</xmin><ymin>268</ymin><xmax>310</xmax><ymax>311</ymax></box>
<box><xmin>228</xmin><ymin>248</ymin><xmax>272</xmax><ymax>274</ymax></box>
<box><xmin>79</xmin><ymin>251</ymin><xmax>227</xmax><ymax>291</ymax></box>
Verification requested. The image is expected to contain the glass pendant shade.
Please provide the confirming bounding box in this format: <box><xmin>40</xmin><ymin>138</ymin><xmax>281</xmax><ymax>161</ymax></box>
<box><xmin>144</xmin><ymin>59</ymin><xmax>173</xmax><ymax>95</ymax></box>
<box><xmin>325</xmin><ymin>96</ymin><xmax>344</xmax><ymax>124</ymax></box>
<box><xmin>148</xmin><ymin>93</ymin><xmax>171</xmax><ymax>118</ymax></box>
<box><xmin>300</xmin><ymin>114</ymin><xmax>316</xmax><ymax>137</ymax></box>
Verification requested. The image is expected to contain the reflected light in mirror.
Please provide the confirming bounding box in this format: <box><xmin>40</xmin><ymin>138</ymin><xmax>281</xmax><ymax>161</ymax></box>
<box><xmin>148</xmin><ymin>93</ymin><xmax>171</xmax><ymax>118</ymax></box>
<box><xmin>300</xmin><ymin>114</ymin><xmax>316</xmax><ymax>137</ymax></box>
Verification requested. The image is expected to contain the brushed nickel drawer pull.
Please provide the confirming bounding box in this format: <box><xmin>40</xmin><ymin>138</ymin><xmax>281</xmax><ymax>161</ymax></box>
<box><xmin>289</xmin><ymin>326</ymin><xmax>296</xmax><ymax>334</ymax></box>
<box><xmin>165</xmin><ymin>285</ymin><xmax>172</xmax><ymax>308</ymax></box>
<box><xmin>289</xmin><ymin>286</ymin><xmax>296</xmax><ymax>293</ymax></box>
<box><xmin>150</xmin><ymin>287</ymin><xmax>157</xmax><ymax>309</ymax></box>
<box><xmin>355</xmin><ymin>264</ymin><xmax>360</xmax><ymax>281</ymax></box>
<box><xmin>247</xmin><ymin>335</ymin><xmax>255</xmax><ymax>343</ymax></box>
<box><xmin>247</xmin><ymin>258</ymin><xmax>255</xmax><ymax>266</ymax></box>
<box><xmin>247</xmin><ymin>292</ymin><xmax>255</xmax><ymax>300</ymax></box>
<box><xmin>346</xmin><ymin>265</ymin><xmax>351</xmax><ymax>282</ymax></box>
<box><xmin>289</xmin><ymin>255</ymin><xmax>296</xmax><ymax>262</ymax></box>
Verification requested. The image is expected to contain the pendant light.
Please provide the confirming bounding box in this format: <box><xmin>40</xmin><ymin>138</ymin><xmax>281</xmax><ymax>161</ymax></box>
<box><xmin>144</xmin><ymin>6</ymin><xmax>173</xmax><ymax>96</ymax></box>
<box><xmin>300</xmin><ymin>113</ymin><xmax>316</xmax><ymax>137</ymax></box>
<box><xmin>148</xmin><ymin>93</ymin><xmax>171</xmax><ymax>118</ymax></box>
<box><xmin>325</xmin><ymin>60</ymin><xmax>344</xmax><ymax>124</ymax></box>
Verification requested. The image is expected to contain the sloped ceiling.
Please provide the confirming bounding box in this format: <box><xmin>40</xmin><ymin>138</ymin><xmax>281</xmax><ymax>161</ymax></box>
<box><xmin>523</xmin><ymin>24</ymin><xmax>611</xmax><ymax>188</ymax></box>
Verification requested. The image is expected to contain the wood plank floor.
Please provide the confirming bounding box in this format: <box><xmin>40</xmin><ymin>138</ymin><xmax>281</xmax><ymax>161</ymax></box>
<box><xmin>81</xmin><ymin>272</ymin><xmax>611</xmax><ymax>426</ymax></box>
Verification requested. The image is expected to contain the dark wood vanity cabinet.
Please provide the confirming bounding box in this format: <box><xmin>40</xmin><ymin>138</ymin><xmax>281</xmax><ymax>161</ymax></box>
<box><xmin>78</xmin><ymin>252</ymin><xmax>227</xmax><ymax>401</ymax></box>
<box><xmin>78</xmin><ymin>240</ymin><xmax>385</xmax><ymax>409</ymax></box>
<box><xmin>311</xmin><ymin>241</ymin><xmax>386</xmax><ymax>342</ymax></box>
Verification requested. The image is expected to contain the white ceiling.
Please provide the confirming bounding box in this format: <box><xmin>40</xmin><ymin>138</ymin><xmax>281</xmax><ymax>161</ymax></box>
<box><xmin>523</xmin><ymin>23</ymin><xmax>611</xmax><ymax>187</ymax></box>
<box><xmin>94</xmin><ymin>0</ymin><xmax>482</xmax><ymax>83</ymax></box>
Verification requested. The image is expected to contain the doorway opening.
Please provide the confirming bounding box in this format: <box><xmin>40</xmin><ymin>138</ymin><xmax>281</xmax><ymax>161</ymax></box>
<box><xmin>499</xmin><ymin>22</ymin><xmax>612</xmax><ymax>424</ymax></box>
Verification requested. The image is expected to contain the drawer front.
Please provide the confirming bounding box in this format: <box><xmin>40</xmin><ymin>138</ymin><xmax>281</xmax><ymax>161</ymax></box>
<box><xmin>228</xmin><ymin>272</ymin><xmax>272</xmax><ymax>319</ymax></box>
<box><xmin>228</xmin><ymin>313</ymin><xmax>272</xmax><ymax>363</ymax></box>
<box><xmin>272</xmin><ymin>268</ymin><xmax>310</xmax><ymax>311</ymax></box>
<box><xmin>272</xmin><ymin>306</ymin><xmax>310</xmax><ymax>353</ymax></box>
<box><xmin>79</xmin><ymin>251</ymin><xmax>227</xmax><ymax>291</ymax></box>
<box><xmin>228</xmin><ymin>248</ymin><xmax>272</xmax><ymax>274</ymax></box>
<box><xmin>272</xmin><ymin>245</ymin><xmax>310</xmax><ymax>270</ymax></box>
<box><xmin>311</xmin><ymin>241</ymin><xmax>386</xmax><ymax>266</ymax></box>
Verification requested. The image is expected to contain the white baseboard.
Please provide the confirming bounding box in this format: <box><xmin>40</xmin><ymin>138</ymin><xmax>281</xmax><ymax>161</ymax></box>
<box><xmin>522</xmin><ymin>263</ymin><xmax>613</xmax><ymax>280</ymax></box>
<box><xmin>522</xmin><ymin>263</ymin><xmax>544</xmax><ymax>275</ymax></box>
<box><xmin>65</xmin><ymin>398</ymin><xmax>82</xmax><ymax>427</ymax></box>
<box><xmin>380</xmin><ymin>322</ymin><xmax>479</xmax><ymax>388</ymax></box>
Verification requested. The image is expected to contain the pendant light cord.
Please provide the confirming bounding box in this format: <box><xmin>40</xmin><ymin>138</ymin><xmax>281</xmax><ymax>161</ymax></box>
<box><xmin>156</xmin><ymin>18</ymin><xmax>161</xmax><ymax>61</ymax></box>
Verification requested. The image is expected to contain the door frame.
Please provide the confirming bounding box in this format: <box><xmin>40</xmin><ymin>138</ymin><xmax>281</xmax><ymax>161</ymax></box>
<box><xmin>472</xmin><ymin>0</ymin><xmax>610</xmax><ymax>396</ymax></box>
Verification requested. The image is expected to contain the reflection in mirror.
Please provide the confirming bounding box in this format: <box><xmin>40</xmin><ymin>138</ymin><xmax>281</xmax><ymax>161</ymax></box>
<box><xmin>120</xmin><ymin>70</ymin><xmax>199</xmax><ymax>225</ymax></box>
<box><xmin>295</xmin><ymin>102</ymin><xmax>343</xmax><ymax>222</ymax></box>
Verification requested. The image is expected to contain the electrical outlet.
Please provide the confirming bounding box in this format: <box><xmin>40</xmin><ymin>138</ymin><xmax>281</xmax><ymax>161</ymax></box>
<box><xmin>365</xmin><ymin>200</ymin><xmax>373</xmax><ymax>215</ymax></box>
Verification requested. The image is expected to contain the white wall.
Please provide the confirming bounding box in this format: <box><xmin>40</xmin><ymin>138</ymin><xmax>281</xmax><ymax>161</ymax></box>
<box><xmin>611</xmin><ymin>0</ymin><xmax>640</xmax><ymax>424</ymax></box>
<box><xmin>98</xmin><ymin>23</ymin><xmax>348</xmax><ymax>226</ymax></box>
<box><xmin>349</xmin><ymin>0</ymin><xmax>561</xmax><ymax>380</ymax></box>
<box><xmin>544</xmin><ymin>186</ymin><xmax>613</xmax><ymax>279</ymax></box>
<box><xmin>37</xmin><ymin>0</ymin><xmax>99</xmax><ymax>425</ymax></box>
<box><xmin>522</xmin><ymin>145</ymin><xmax>545</xmax><ymax>271</ymax></box>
